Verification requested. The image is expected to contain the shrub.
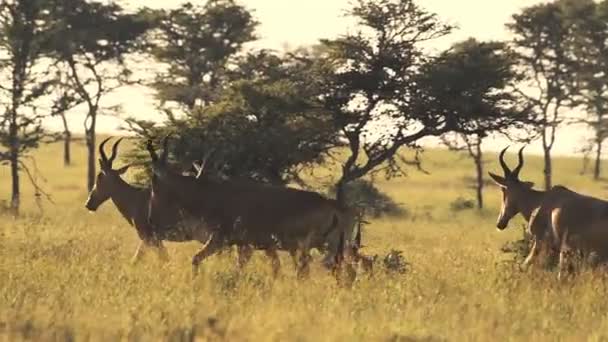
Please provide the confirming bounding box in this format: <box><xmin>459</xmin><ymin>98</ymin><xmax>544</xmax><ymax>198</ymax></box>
<box><xmin>449</xmin><ymin>197</ymin><xmax>475</xmax><ymax>212</ymax></box>
<box><xmin>331</xmin><ymin>180</ymin><xmax>406</xmax><ymax>218</ymax></box>
<box><xmin>383</xmin><ymin>249</ymin><xmax>409</xmax><ymax>274</ymax></box>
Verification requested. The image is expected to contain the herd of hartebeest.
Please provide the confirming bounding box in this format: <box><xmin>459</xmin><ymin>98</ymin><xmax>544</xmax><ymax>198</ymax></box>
<box><xmin>85</xmin><ymin>137</ymin><xmax>608</xmax><ymax>284</ymax></box>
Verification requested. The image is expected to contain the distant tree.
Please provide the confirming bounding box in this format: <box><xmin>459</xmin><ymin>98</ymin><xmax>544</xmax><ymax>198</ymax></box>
<box><xmin>47</xmin><ymin>67</ymin><xmax>84</xmax><ymax>166</ymax></box>
<box><xmin>146</xmin><ymin>0</ymin><xmax>258</xmax><ymax>112</ymax></box>
<box><xmin>508</xmin><ymin>1</ymin><xmax>580</xmax><ymax>189</ymax></box>
<box><xmin>0</xmin><ymin>0</ymin><xmax>57</xmax><ymax>215</ymax></box>
<box><xmin>564</xmin><ymin>0</ymin><xmax>608</xmax><ymax>180</ymax></box>
<box><xmin>45</xmin><ymin>0</ymin><xmax>150</xmax><ymax>190</ymax></box>
<box><xmin>314</xmin><ymin>0</ymin><xmax>524</xmax><ymax>203</ymax></box>
<box><xmin>435</xmin><ymin>39</ymin><xmax>531</xmax><ymax>209</ymax></box>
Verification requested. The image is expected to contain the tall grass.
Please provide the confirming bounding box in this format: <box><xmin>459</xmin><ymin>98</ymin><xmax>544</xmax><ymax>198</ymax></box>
<box><xmin>3</xmin><ymin>138</ymin><xmax>608</xmax><ymax>341</ymax></box>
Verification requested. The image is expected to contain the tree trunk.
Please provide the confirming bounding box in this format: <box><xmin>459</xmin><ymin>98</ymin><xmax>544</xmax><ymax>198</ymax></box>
<box><xmin>593</xmin><ymin>110</ymin><xmax>604</xmax><ymax>180</ymax></box>
<box><xmin>85</xmin><ymin>119</ymin><xmax>96</xmax><ymax>191</ymax></box>
<box><xmin>473</xmin><ymin>142</ymin><xmax>484</xmax><ymax>210</ymax></box>
<box><xmin>60</xmin><ymin>112</ymin><xmax>71</xmax><ymax>166</ymax></box>
<box><xmin>10</xmin><ymin>144</ymin><xmax>19</xmax><ymax>216</ymax></box>
<box><xmin>64</xmin><ymin>132</ymin><xmax>71</xmax><ymax>166</ymax></box>
<box><xmin>594</xmin><ymin>139</ymin><xmax>602</xmax><ymax>180</ymax></box>
<box><xmin>335</xmin><ymin>179</ymin><xmax>347</xmax><ymax>206</ymax></box>
<box><xmin>543</xmin><ymin>145</ymin><xmax>552</xmax><ymax>190</ymax></box>
<box><xmin>9</xmin><ymin>120</ymin><xmax>19</xmax><ymax>216</ymax></box>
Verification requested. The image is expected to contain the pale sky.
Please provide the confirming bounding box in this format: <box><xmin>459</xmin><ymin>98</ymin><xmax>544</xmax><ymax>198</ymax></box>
<box><xmin>46</xmin><ymin>0</ymin><xmax>592</xmax><ymax>157</ymax></box>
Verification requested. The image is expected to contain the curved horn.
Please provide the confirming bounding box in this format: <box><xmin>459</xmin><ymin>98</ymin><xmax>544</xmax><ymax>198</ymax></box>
<box><xmin>498</xmin><ymin>146</ymin><xmax>512</xmax><ymax>177</ymax></box>
<box><xmin>512</xmin><ymin>146</ymin><xmax>526</xmax><ymax>179</ymax></box>
<box><xmin>99</xmin><ymin>136</ymin><xmax>112</xmax><ymax>164</ymax></box>
<box><xmin>108</xmin><ymin>137</ymin><xmax>124</xmax><ymax>164</ymax></box>
<box><xmin>195</xmin><ymin>149</ymin><xmax>215</xmax><ymax>179</ymax></box>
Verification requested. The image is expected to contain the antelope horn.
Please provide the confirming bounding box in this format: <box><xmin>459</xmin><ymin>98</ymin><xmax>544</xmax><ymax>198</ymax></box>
<box><xmin>146</xmin><ymin>139</ymin><xmax>158</xmax><ymax>162</ymax></box>
<box><xmin>498</xmin><ymin>146</ymin><xmax>512</xmax><ymax>177</ymax></box>
<box><xmin>195</xmin><ymin>149</ymin><xmax>215</xmax><ymax>179</ymax></box>
<box><xmin>99</xmin><ymin>136</ymin><xmax>112</xmax><ymax>164</ymax></box>
<box><xmin>512</xmin><ymin>146</ymin><xmax>526</xmax><ymax>179</ymax></box>
<box><xmin>109</xmin><ymin>137</ymin><xmax>124</xmax><ymax>164</ymax></box>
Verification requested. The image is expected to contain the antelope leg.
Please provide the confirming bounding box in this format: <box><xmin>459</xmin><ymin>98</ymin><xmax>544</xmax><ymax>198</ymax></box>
<box><xmin>296</xmin><ymin>249</ymin><xmax>312</xmax><ymax>280</ymax></box>
<box><xmin>557</xmin><ymin>230</ymin><xmax>574</xmax><ymax>281</ymax></box>
<box><xmin>264</xmin><ymin>248</ymin><xmax>281</xmax><ymax>278</ymax></box>
<box><xmin>236</xmin><ymin>245</ymin><xmax>254</xmax><ymax>269</ymax></box>
<box><xmin>131</xmin><ymin>241</ymin><xmax>147</xmax><ymax>264</ymax></box>
<box><xmin>289</xmin><ymin>250</ymin><xmax>298</xmax><ymax>270</ymax></box>
<box><xmin>357</xmin><ymin>252</ymin><xmax>375</xmax><ymax>275</ymax></box>
<box><xmin>156</xmin><ymin>241</ymin><xmax>169</xmax><ymax>263</ymax></box>
<box><xmin>191</xmin><ymin>234</ymin><xmax>223</xmax><ymax>277</ymax></box>
<box><xmin>522</xmin><ymin>238</ymin><xmax>540</xmax><ymax>269</ymax></box>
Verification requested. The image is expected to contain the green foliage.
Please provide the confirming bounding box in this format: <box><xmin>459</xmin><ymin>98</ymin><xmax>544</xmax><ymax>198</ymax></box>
<box><xmin>129</xmin><ymin>50</ymin><xmax>339</xmax><ymax>186</ymax></box>
<box><xmin>419</xmin><ymin>39</ymin><xmax>531</xmax><ymax>135</ymax></box>
<box><xmin>508</xmin><ymin>1</ymin><xmax>580</xmax><ymax>101</ymax></box>
<box><xmin>146</xmin><ymin>0</ymin><xmax>258</xmax><ymax>110</ymax></box>
<box><xmin>46</xmin><ymin>0</ymin><xmax>150</xmax><ymax>61</ymax></box>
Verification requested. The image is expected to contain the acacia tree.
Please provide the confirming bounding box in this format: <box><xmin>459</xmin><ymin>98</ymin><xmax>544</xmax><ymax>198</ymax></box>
<box><xmin>437</xmin><ymin>39</ymin><xmax>531</xmax><ymax>209</ymax></box>
<box><xmin>508</xmin><ymin>1</ymin><xmax>580</xmax><ymax>189</ymax></box>
<box><xmin>315</xmin><ymin>0</ymin><xmax>524</xmax><ymax>203</ymax></box>
<box><xmin>45</xmin><ymin>0</ymin><xmax>149</xmax><ymax>190</ymax></box>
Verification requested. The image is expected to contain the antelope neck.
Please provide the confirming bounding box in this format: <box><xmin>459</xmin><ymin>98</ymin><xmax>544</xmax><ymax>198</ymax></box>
<box><xmin>108</xmin><ymin>176</ymin><xmax>143</xmax><ymax>223</ymax></box>
<box><xmin>517</xmin><ymin>188</ymin><xmax>545</xmax><ymax>221</ymax></box>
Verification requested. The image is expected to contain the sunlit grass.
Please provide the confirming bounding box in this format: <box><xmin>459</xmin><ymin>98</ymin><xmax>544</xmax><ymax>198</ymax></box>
<box><xmin>3</xmin><ymin>137</ymin><xmax>608</xmax><ymax>340</ymax></box>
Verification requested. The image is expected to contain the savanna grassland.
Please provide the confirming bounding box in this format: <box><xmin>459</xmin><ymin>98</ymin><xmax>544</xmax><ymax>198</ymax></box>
<box><xmin>4</xmin><ymin>138</ymin><xmax>608</xmax><ymax>341</ymax></box>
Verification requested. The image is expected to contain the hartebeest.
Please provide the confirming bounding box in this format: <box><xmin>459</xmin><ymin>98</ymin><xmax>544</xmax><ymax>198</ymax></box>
<box><xmin>85</xmin><ymin>137</ymin><xmax>255</xmax><ymax>266</ymax></box>
<box><xmin>525</xmin><ymin>181</ymin><xmax>608</xmax><ymax>279</ymax></box>
<box><xmin>488</xmin><ymin>146</ymin><xmax>555</xmax><ymax>268</ymax></box>
<box><xmin>146</xmin><ymin>137</ymin><xmax>358</xmax><ymax>283</ymax></box>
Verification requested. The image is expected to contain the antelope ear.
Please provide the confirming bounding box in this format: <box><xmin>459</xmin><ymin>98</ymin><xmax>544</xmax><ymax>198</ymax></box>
<box><xmin>488</xmin><ymin>172</ymin><xmax>507</xmax><ymax>187</ymax></box>
<box><xmin>116</xmin><ymin>164</ymin><xmax>131</xmax><ymax>175</ymax></box>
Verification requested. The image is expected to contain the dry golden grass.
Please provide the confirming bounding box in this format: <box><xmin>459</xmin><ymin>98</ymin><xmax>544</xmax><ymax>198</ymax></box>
<box><xmin>3</xmin><ymin>137</ymin><xmax>608</xmax><ymax>341</ymax></box>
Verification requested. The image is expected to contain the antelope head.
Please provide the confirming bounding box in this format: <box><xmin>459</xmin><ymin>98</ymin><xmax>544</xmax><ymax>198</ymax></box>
<box><xmin>488</xmin><ymin>146</ymin><xmax>534</xmax><ymax>230</ymax></box>
<box><xmin>85</xmin><ymin>137</ymin><xmax>131</xmax><ymax>211</ymax></box>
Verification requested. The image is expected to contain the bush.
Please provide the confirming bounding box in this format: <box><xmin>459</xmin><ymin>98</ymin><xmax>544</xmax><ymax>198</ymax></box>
<box><xmin>449</xmin><ymin>197</ymin><xmax>475</xmax><ymax>212</ymax></box>
<box><xmin>331</xmin><ymin>180</ymin><xmax>406</xmax><ymax>218</ymax></box>
<box><xmin>383</xmin><ymin>249</ymin><xmax>409</xmax><ymax>274</ymax></box>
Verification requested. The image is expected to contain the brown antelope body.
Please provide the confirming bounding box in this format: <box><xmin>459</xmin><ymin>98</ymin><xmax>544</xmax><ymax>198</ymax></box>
<box><xmin>146</xmin><ymin>137</ymin><xmax>358</xmax><ymax>283</ymax></box>
<box><xmin>85</xmin><ymin>137</ymin><xmax>254</xmax><ymax>265</ymax></box>
<box><xmin>526</xmin><ymin>185</ymin><xmax>608</xmax><ymax>279</ymax></box>
<box><xmin>488</xmin><ymin>146</ymin><xmax>555</xmax><ymax>267</ymax></box>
